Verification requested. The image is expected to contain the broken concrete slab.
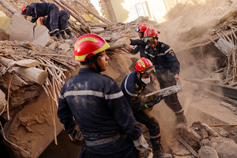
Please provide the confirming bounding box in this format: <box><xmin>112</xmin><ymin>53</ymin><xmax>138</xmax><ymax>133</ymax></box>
<box><xmin>215</xmin><ymin>38</ymin><xmax>237</xmax><ymax>56</ymax></box>
<box><xmin>209</xmin><ymin>137</ymin><xmax>237</xmax><ymax>158</ymax></box>
<box><xmin>17</xmin><ymin>41</ymin><xmax>35</xmax><ymax>50</ymax></box>
<box><xmin>198</xmin><ymin>146</ymin><xmax>219</xmax><ymax>158</ymax></box>
<box><xmin>48</xmin><ymin>42</ymin><xmax>57</xmax><ymax>50</ymax></box>
<box><xmin>10</xmin><ymin>14</ymin><xmax>49</xmax><ymax>47</ymax></box>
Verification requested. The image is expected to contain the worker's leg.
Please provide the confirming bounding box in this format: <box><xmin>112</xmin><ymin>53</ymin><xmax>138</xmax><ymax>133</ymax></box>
<box><xmin>60</xmin><ymin>15</ymin><xmax>74</xmax><ymax>39</ymax></box>
<box><xmin>134</xmin><ymin>109</ymin><xmax>161</xmax><ymax>156</ymax></box>
<box><xmin>48</xmin><ymin>4</ymin><xmax>60</xmax><ymax>39</ymax></box>
<box><xmin>156</xmin><ymin>71</ymin><xmax>187</xmax><ymax>126</ymax></box>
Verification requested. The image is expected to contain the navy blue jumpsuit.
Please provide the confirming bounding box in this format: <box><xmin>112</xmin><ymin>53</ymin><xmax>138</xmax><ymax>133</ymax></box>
<box><xmin>121</xmin><ymin>71</ymin><xmax>161</xmax><ymax>148</ymax></box>
<box><xmin>44</xmin><ymin>10</ymin><xmax>72</xmax><ymax>36</ymax></box>
<box><xmin>145</xmin><ymin>42</ymin><xmax>184</xmax><ymax>114</ymax></box>
<box><xmin>58</xmin><ymin>68</ymin><xmax>141</xmax><ymax>158</ymax></box>
<box><xmin>25</xmin><ymin>3</ymin><xmax>59</xmax><ymax>34</ymax></box>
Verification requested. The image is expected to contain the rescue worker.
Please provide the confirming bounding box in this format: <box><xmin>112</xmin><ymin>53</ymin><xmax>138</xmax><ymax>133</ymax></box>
<box><xmin>121</xmin><ymin>57</ymin><xmax>172</xmax><ymax>158</ymax></box>
<box><xmin>21</xmin><ymin>3</ymin><xmax>61</xmax><ymax>39</ymax></box>
<box><xmin>57</xmin><ymin>34</ymin><xmax>152</xmax><ymax>158</ymax></box>
<box><xmin>143</xmin><ymin>28</ymin><xmax>188</xmax><ymax>127</ymax></box>
<box><xmin>39</xmin><ymin>10</ymin><xmax>75</xmax><ymax>39</ymax></box>
<box><xmin>125</xmin><ymin>24</ymin><xmax>148</xmax><ymax>57</ymax></box>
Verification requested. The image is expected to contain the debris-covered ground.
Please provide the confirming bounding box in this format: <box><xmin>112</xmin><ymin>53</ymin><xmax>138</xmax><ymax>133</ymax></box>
<box><xmin>0</xmin><ymin>0</ymin><xmax>237</xmax><ymax>158</ymax></box>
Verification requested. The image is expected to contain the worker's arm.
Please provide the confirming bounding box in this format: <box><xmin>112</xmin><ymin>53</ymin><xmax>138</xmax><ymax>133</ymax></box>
<box><xmin>164</xmin><ymin>46</ymin><xmax>180</xmax><ymax>75</ymax></box>
<box><xmin>130</xmin><ymin>39</ymin><xmax>146</xmax><ymax>46</ymax></box>
<box><xmin>57</xmin><ymin>85</ymin><xmax>76</xmax><ymax>134</ymax></box>
<box><xmin>130</xmin><ymin>45</ymin><xmax>140</xmax><ymax>54</ymax></box>
<box><xmin>121</xmin><ymin>76</ymin><xmax>161</xmax><ymax>112</ymax></box>
<box><xmin>104</xmin><ymin>79</ymin><xmax>141</xmax><ymax>140</ymax></box>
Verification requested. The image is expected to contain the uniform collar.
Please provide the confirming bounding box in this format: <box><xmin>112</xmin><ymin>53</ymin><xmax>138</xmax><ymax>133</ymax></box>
<box><xmin>78</xmin><ymin>68</ymin><xmax>99</xmax><ymax>74</ymax></box>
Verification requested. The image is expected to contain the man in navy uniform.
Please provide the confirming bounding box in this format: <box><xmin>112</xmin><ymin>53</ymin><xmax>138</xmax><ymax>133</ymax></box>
<box><xmin>22</xmin><ymin>3</ymin><xmax>61</xmax><ymax>39</ymax></box>
<box><xmin>143</xmin><ymin>28</ymin><xmax>188</xmax><ymax>127</ymax></box>
<box><xmin>57</xmin><ymin>34</ymin><xmax>152</xmax><ymax>158</ymax></box>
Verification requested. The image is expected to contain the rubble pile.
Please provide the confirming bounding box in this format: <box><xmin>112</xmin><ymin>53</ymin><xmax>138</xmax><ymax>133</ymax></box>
<box><xmin>203</xmin><ymin>15</ymin><xmax>237</xmax><ymax>87</ymax></box>
<box><xmin>178</xmin><ymin>121</ymin><xmax>237</xmax><ymax>158</ymax></box>
<box><xmin>0</xmin><ymin>39</ymin><xmax>80</xmax><ymax>158</ymax></box>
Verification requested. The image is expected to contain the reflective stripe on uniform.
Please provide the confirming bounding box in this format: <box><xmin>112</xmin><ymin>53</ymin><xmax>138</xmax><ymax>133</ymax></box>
<box><xmin>62</xmin><ymin>90</ymin><xmax>123</xmax><ymax>100</ymax></box>
<box><xmin>150</xmin><ymin>134</ymin><xmax>161</xmax><ymax>139</ymax></box>
<box><xmin>175</xmin><ymin>109</ymin><xmax>184</xmax><ymax>114</ymax></box>
<box><xmin>59</xmin><ymin>94</ymin><xmax>64</xmax><ymax>99</ymax></box>
<box><xmin>105</xmin><ymin>91</ymin><xmax>123</xmax><ymax>100</ymax></box>
<box><xmin>157</xmin><ymin>48</ymin><xmax>172</xmax><ymax>56</ymax></box>
<box><xmin>63</xmin><ymin>90</ymin><xmax>104</xmax><ymax>98</ymax></box>
<box><xmin>145</xmin><ymin>51</ymin><xmax>155</xmax><ymax>58</ymax></box>
<box><xmin>145</xmin><ymin>48</ymin><xmax>172</xmax><ymax>58</ymax></box>
<box><xmin>125</xmin><ymin>73</ymin><xmax>138</xmax><ymax>97</ymax></box>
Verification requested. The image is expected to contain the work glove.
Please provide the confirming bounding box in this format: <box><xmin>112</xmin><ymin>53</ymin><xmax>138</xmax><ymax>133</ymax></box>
<box><xmin>69</xmin><ymin>125</ymin><xmax>84</xmax><ymax>142</ymax></box>
<box><xmin>150</xmin><ymin>95</ymin><xmax>163</xmax><ymax>105</ymax></box>
<box><xmin>133</xmin><ymin>135</ymin><xmax>153</xmax><ymax>158</ymax></box>
<box><xmin>140</xmin><ymin>95</ymin><xmax>163</xmax><ymax>110</ymax></box>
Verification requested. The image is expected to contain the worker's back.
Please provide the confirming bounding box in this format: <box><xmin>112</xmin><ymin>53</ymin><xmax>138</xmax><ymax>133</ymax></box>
<box><xmin>58</xmin><ymin>68</ymin><xmax>141</xmax><ymax>157</ymax></box>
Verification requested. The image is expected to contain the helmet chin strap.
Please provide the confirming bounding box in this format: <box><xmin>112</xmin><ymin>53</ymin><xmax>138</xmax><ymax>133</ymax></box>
<box><xmin>140</xmin><ymin>32</ymin><xmax>144</xmax><ymax>39</ymax></box>
<box><xmin>94</xmin><ymin>61</ymin><xmax>102</xmax><ymax>72</ymax></box>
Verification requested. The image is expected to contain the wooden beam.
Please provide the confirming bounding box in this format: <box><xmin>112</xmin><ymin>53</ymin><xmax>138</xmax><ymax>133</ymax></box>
<box><xmin>60</xmin><ymin>0</ymin><xmax>90</xmax><ymax>30</ymax></box>
<box><xmin>74</xmin><ymin>0</ymin><xmax>113</xmax><ymax>25</ymax></box>
<box><xmin>0</xmin><ymin>0</ymin><xmax>20</xmax><ymax>15</ymax></box>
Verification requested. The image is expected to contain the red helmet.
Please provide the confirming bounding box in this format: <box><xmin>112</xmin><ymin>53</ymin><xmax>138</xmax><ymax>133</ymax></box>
<box><xmin>22</xmin><ymin>5</ymin><xmax>28</xmax><ymax>14</ymax></box>
<box><xmin>134</xmin><ymin>57</ymin><xmax>155</xmax><ymax>74</ymax></box>
<box><xmin>74</xmin><ymin>34</ymin><xmax>110</xmax><ymax>62</ymax></box>
<box><xmin>136</xmin><ymin>24</ymin><xmax>148</xmax><ymax>33</ymax></box>
<box><xmin>144</xmin><ymin>28</ymin><xmax>159</xmax><ymax>43</ymax></box>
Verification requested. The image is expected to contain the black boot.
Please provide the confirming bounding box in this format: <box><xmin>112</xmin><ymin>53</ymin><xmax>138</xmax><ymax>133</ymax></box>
<box><xmin>60</xmin><ymin>31</ymin><xmax>66</xmax><ymax>39</ymax></box>
<box><xmin>55</xmin><ymin>31</ymin><xmax>61</xmax><ymax>39</ymax></box>
<box><xmin>66</xmin><ymin>29</ymin><xmax>75</xmax><ymax>39</ymax></box>
<box><xmin>176</xmin><ymin>113</ymin><xmax>188</xmax><ymax>129</ymax></box>
<box><xmin>50</xmin><ymin>31</ymin><xmax>54</xmax><ymax>36</ymax></box>
<box><xmin>68</xmin><ymin>32</ymin><xmax>75</xmax><ymax>39</ymax></box>
<box><xmin>152</xmin><ymin>144</ymin><xmax>172</xmax><ymax>158</ymax></box>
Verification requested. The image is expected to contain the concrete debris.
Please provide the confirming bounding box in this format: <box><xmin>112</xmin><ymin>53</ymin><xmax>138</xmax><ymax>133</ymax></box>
<box><xmin>215</xmin><ymin>38</ymin><xmax>237</xmax><ymax>56</ymax></box>
<box><xmin>0</xmin><ymin>38</ymin><xmax>79</xmax><ymax>158</ymax></box>
<box><xmin>48</xmin><ymin>42</ymin><xmax>57</xmax><ymax>50</ymax></box>
<box><xmin>220</xmin><ymin>101</ymin><xmax>237</xmax><ymax>114</ymax></box>
<box><xmin>198</xmin><ymin>146</ymin><xmax>219</xmax><ymax>158</ymax></box>
<box><xmin>209</xmin><ymin>137</ymin><xmax>237</xmax><ymax>158</ymax></box>
<box><xmin>58</xmin><ymin>43</ymin><xmax>70</xmax><ymax>51</ymax></box>
<box><xmin>10</xmin><ymin>14</ymin><xmax>49</xmax><ymax>46</ymax></box>
<box><xmin>178</xmin><ymin>121</ymin><xmax>237</xmax><ymax>158</ymax></box>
